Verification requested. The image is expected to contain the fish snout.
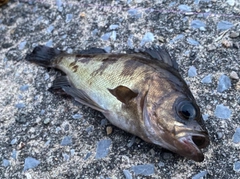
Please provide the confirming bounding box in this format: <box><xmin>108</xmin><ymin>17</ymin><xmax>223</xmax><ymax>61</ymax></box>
<box><xmin>176</xmin><ymin>130</ymin><xmax>210</xmax><ymax>162</ymax></box>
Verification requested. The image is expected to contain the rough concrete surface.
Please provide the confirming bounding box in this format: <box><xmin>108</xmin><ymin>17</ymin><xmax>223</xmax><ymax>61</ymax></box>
<box><xmin>0</xmin><ymin>0</ymin><xmax>240</xmax><ymax>178</ymax></box>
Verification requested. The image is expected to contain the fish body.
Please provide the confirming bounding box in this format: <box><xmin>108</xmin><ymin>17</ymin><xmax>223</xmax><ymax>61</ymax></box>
<box><xmin>26</xmin><ymin>45</ymin><xmax>209</xmax><ymax>162</ymax></box>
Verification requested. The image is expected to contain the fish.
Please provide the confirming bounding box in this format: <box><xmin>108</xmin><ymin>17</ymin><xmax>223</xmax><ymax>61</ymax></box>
<box><xmin>25</xmin><ymin>45</ymin><xmax>210</xmax><ymax>162</ymax></box>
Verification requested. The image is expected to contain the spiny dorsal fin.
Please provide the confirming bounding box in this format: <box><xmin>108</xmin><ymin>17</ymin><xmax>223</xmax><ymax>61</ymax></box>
<box><xmin>108</xmin><ymin>85</ymin><xmax>138</xmax><ymax>104</ymax></box>
<box><xmin>141</xmin><ymin>46</ymin><xmax>179</xmax><ymax>70</ymax></box>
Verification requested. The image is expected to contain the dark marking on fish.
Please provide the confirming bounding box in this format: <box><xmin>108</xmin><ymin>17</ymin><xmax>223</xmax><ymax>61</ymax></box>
<box><xmin>90</xmin><ymin>55</ymin><xmax>119</xmax><ymax>76</ymax></box>
<box><xmin>72</xmin><ymin>65</ymin><xmax>79</xmax><ymax>73</ymax></box>
<box><xmin>120</xmin><ymin>57</ymin><xmax>145</xmax><ymax>76</ymax></box>
<box><xmin>69</xmin><ymin>61</ymin><xmax>77</xmax><ymax>67</ymax></box>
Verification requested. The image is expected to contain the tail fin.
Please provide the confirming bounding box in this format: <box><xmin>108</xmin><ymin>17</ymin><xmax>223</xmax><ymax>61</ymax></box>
<box><xmin>25</xmin><ymin>45</ymin><xmax>61</xmax><ymax>67</ymax></box>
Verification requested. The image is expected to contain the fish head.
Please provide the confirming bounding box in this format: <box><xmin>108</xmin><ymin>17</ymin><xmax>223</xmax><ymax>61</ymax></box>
<box><xmin>142</xmin><ymin>77</ymin><xmax>209</xmax><ymax>162</ymax></box>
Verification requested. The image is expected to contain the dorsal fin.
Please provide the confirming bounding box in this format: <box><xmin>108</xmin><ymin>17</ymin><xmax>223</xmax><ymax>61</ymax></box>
<box><xmin>108</xmin><ymin>86</ymin><xmax>138</xmax><ymax>104</ymax></box>
<box><xmin>141</xmin><ymin>46</ymin><xmax>179</xmax><ymax>70</ymax></box>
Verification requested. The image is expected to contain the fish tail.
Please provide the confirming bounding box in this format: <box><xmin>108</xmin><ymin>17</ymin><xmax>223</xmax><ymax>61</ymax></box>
<box><xmin>25</xmin><ymin>45</ymin><xmax>61</xmax><ymax>67</ymax></box>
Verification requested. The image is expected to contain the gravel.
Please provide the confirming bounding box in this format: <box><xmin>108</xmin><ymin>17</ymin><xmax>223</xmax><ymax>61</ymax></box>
<box><xmin>23</xmin><ymin>157</ymin><xmax>41</xmax><ymax>171</ymax></box>
<box><xmin>214</xmin><ymin>104</ymin><xmax>232</xmax><ymax>119</ymax></box>
<box><xmin>0</xmin><ymin>0</ymin><xmax>240</xmax><ymax>178</ymax></box>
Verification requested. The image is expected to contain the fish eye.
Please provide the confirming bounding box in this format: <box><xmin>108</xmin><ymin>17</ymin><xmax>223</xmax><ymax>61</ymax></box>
<box><xmin>177</xmin><ymin>101</ymin><xmax>196</xmax><ymax>120</ymax></box>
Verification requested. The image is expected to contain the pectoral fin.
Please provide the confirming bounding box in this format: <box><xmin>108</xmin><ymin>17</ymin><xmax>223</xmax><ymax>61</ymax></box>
<box><xmin>108</xmin><ymin>85</ymin><xmax>138</xmax><ymax>104</ymax></box>
<box><xmin>50</xmin><ymin>76</ymin><xmax>105</xmax><ymax>113</ymax></box>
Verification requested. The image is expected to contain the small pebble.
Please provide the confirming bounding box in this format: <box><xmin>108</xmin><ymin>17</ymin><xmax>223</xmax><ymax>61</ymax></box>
<box><xmin>45</xmin><ymin>140</ymin><xmax>50</xmax><ymax>146</ymax></box>
<box><xmin>131</xmin><ymin>164</ymin><xmax>155</xmax><ymax>176</ymax></box>
<box><xmin>62</xmin><ymin>153</ymin><xmax>70</xmax><ymax>161</ymax></box>
<box><xmin>170</xmin><ymin>34</ymin><xmax>184</xmax><ymax>43</ymax></box>
<box><xmin>192</xmin><ymin>171</ymin><xmax>207</xmax><ymax>179</ymax></box>
<box><xmin>85</xmin><ymin>126</ymin><xmax>94</xmax><ymax>133</ymax></box>
<box><xmin>230</xmin><ymin>71</ymin><xmax>239</xmax><ymax>80</ymax></box>
<box><xmin>61</xmin><ymin>136</ymin><xmax>72</xmax><ymax>146</ymax></box>
<box><xmin>56</xmin><ymin>126</ymin><xmax>61</xmax><ymax>132</ymax></box>
<box><xmin>2</xmin><ymin>159</ymin><xmax>10</xmax><ymax>167</ymax></box>
<box><xmin>128</xmin><ymin>9</ymin><xmax>142</xmax><ymax>18</ymax></box>
<box><xmin>100</xmin><ymin>118</ymin><xmax>108</xmax><ymax>127</ymax></box>
<box><xmin>66</xmin><ymin>14</ymin><xmax>73</xmax><ymax>23</ymax></box>
<box><xmin>46</xmin><ymin>25</ymin><xmax>54</xmax><ymax>33</ymax></box>
<box><xmin>40</xmin><ymin>110</ymin><xmax>45</xmax><ymax>115</ymax></box>
<box><xmin>45</xmin><ymin>39</ymin><xmax>53</xmax><ymax>47</ymax></box>
<box><xmin>140</xmin><ymin>32</ymin><xmax>154</xmax><ymax>46</ymax></box>
<box><xmin>79</xmin><ymin>12</ymin><xmax>86</xmax><ymax>18</ymax></box>
<box><xmin>127</xmin><ymin>136</ymin><xmax>136</xmax><ymax>148</ymax></box>
<box><xmin>217</xmin><ymin>21</ymin><xmax>234</xmax><ymax>31</ymax></box>
<box><xmin>188</xmin><ymin>66</ymin><xmax>197</xmax><ymax>77</ymax></box>
<box><xmin>222</xmin><ymin>39</ymin><xmax>232</xmax><ymax>48</ymax></box>
<box><xmin>217</xmin><ymin>74</ymin><xmax>231</xmax><ymax>92</ymax></box>
<box><xmin>106</xmin><ymin>126</ymin><xmax>113</xmax><ymax>135</ymax></box>
<box><xmin>127</xmin><ymin>35</ymin><xmax>134</xmax><ymax>48</ymax></box>
<box><xmin>72</xmin><ymin>113</ymin><xmax>82</xmax><ymax>120</ymax></box>
<box><xmin>67</xmin><ymin>48</ymin><xmax>73</xmax><ymax>54</ymax></box>
<box><xmin>232</xmin><ymin>127</ymin><xmax>240</xmax><ymax>144</ymax></box>
<box><xmin>227</xmin><ymin>0</ymin><xmax>236</xmax><ymax>6</ymax></box>
<box><xmin>202</xmin><ymin>114</ymin><xmax>209</xmax><ymax>121</ymax></box>
<box><xmin>84</xmin><ymin>152</ymin><xmax>92</xmax><ymax>160</ymax></box>
<box><xmin>158</xmin><ymin>161</ymin><xmax>165</xmax><ymax>167</ymax></box>
<box><xmin>236</xmin><ymin>81</ymin><xmax>240</xmax><ymax>91</ymax></box>
<box><xmin>109</xmin><ymin>24</ymin><xmax>119</xmax><ymax>30</ymax></box>
<box><xmin>123</xmin><ymin>170</ymin><xmax>132</xmax><ymax>179</ymax></box>
<box><xmin>101</xmin><ymin>32</ymin><xmax>111</xmax><ymax>41</ymax></box>
<box><xmin>17</xmin><ymin>142</ymin><xmax>25</xmax><ymax>150</ymax></box>
<box><xmin>191</xmin><ymin>19</ymin><xmax>206</xmax><ymax>30</ymax></box>
<box><xmin>70</xmin><ymin>149</ymin><xmax>75</xmax><ymax>156</ymax></box>
<box><xmin>23</xmin><ymin>157</ymin><xmax>40</xmax><ymax>171</ymax></box>
<box><xmin>214</xmin><ymin>104</ymin><xmax>231</xmax><ymax>119</ymax></box>
<box><xmin>217</xmin><ymin>131</ymin><xmax>223</xmax><ymax>139</ymax></box>
<box><xmin>56</xmin><ymin>0</ymin><xmax>63</xmax><ymax>11</ymax></box>
<box><xmin>110</xmin><ymin>31</ymin><xmax>117</xmax><ymax>41</ymax></box>
<box><xmin>201</xmin><ymin>74</ymin><xmax>212</xmax><ymax>84</ymax></box>
<box><xmin>187</xmin><ymin>38</ymin><xmax>200</xmax><ymax>46</ymax></box>
<box><xmin>18</xmin><ymin>41</ymin><xmax>27</xmax><ymax>50</ymax></box>
<box><xmin>233</xmin><ymin>161</ymin><xmax>240</xmax><ymax>172</ymax></box>
<box><xmin>20</xmin><ymin>85</ymin><xmax>29</xmax><ymax>91</ymax></box>
<box><xmin>10</xmin><ymin>138</ymin><xmax>17</xmax><ymax>145</ymax></box>
<box><xmin>95</xmin><ymin>139</ymin><xmax>112</xmax><ymax>159</ymax></box>
<box><xmin>104</xmin><ymin>46</ymin><xmax>112</xmax><ymax>53</ymax></box>
<box><xmin>229</xmin><ymin>31</ymin><xmax>240</xmax><ymax>38</ymax></box>
<box><xmin>92</xmin><ymin>29</ymin><xmax>98</xmax><ymax>36</ymax></box>
<box><xmin>44</xmin><ymin>73</ymin><xmax>49</xmax><ymax>80</ymax></box>
<box><xmin>207</xmin><ymin>44</ymin><xmax>216</xmax><ymax>51</ymax></box>
<box><xmin>15</xmin><ymin>103</ymin><xmax>25</xmax><ymax>109</ymax></box>
<box><xmin>43</xmin><ymin>118</ymin><xmax>51</xmax><ymax>124</ymax></box>
<box><xmin>12</xmin><ymin>149</ymin><xmax>17</xmax><ymax>159</ymax></box>
<box><xmin>178</xmin><ymin>4</ymin><xmax>192</xmax><ymax>12</ymax></box>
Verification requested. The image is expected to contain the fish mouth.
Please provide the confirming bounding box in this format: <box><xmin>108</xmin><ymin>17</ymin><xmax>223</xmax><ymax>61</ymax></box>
<box><xmin>175</xmin><ymin>131</ymin><xmax>210</xmax><ymax>162</ymax></box>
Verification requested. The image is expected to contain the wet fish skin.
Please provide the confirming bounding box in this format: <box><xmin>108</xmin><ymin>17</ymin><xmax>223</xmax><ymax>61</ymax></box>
<box><xmin>26</xmin><ymin>45</ymin><xmax>209</xmax><ymax>162</ymax></box>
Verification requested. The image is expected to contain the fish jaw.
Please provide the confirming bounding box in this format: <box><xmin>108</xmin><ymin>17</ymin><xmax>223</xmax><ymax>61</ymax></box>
<box><xmin>174</xmin><ymin>130</ymin><xmax>210</xmax><ymax>162</ymax></box>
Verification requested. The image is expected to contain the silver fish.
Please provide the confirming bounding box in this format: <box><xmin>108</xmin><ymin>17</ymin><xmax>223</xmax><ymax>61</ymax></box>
<box><xmin>26</xmin><ymin>45</ymin><xmax>209</xmax><ymax>162</ymax></box>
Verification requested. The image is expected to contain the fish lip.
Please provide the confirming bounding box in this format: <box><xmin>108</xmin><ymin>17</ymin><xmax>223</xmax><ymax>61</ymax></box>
<box><xmin>175</xmin><ymin>130</ymin><xmax>210</xmax><ymax>162</ymax></box>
